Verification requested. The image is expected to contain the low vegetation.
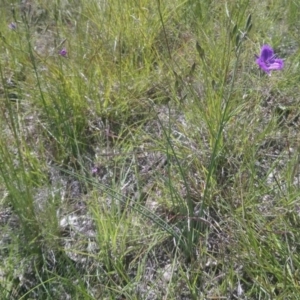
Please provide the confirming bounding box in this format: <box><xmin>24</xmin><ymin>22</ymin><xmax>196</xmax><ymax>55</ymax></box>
<box><xmin>1</xmin><ymin>0</ymin><xmax>300</xmax><ymax>299</ymax></box>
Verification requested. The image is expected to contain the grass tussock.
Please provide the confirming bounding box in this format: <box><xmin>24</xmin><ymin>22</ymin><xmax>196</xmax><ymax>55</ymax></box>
<box><xmin>1</xmin><ymin>0</ymin><xmax>300</xmax><ymax>299</ymax></box>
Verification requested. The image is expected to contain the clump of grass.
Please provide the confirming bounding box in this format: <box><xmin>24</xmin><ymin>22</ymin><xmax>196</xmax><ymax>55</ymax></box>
<box><xmin>1</xmin><ymin>0</ymin><xmax>300</xmax><ymax>298</ymax></box>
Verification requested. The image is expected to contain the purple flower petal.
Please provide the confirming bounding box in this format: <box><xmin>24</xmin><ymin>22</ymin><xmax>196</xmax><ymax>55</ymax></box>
<box><xmin>260</xmin><ymin>45</ymin><xmax>274</xmax><ymax>61</ymax></box>
<box><xmin>256</xmin><ymin>44</ymin><xmax>284</xmax><ymax>74</ymax></box>
<box><xmin>91</xmin><ymin>167</ymin><xmax>99</xmax><ymax>175</ymax></box>
<box><xmin>8</xmin><ymin>22</ymin><xmax>16</xmax><ymax>30</ymax></box>
<box><xmin>267</xmin><ymin>58</ymin><xmax>284</xmax><ymax>70</ymax></box>
<box><xmin>59</xmin><ymin>48</ymin><xmax>67</xmax><ymax>57</ymax></box>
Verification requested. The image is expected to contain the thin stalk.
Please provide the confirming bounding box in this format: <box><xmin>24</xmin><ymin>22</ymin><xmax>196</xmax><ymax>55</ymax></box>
<box><xmin>199</xmin><ymin>46</ymin><xmax>243</xmax><ymax>220</ymax></box>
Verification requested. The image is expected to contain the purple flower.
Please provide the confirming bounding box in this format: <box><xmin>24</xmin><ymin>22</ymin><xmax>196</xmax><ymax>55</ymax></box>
<box><xmin>91</xmin><ymin>166</ymin><xmax>99</xmax><ymax>176</ymax></box>
<box><xmin>59</xmin><ymin>48</ymin><xmax>67</xmax><ymax>57</ymax></box>
<box><xmin>8</xmin><ymin>22</ymin><xmax>17</xmax><ymax>30</ymax></box>
<box><xmin>256</xmin><ymin>45</ymin><xmax>284</xmax><ymax>74</ymax></box>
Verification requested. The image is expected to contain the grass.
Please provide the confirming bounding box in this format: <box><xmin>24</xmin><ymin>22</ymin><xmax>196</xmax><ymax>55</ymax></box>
<box><xmin>1</xmin><ymin>0</ymin><xmax>300</xmax><ymax>298</ymax></box>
